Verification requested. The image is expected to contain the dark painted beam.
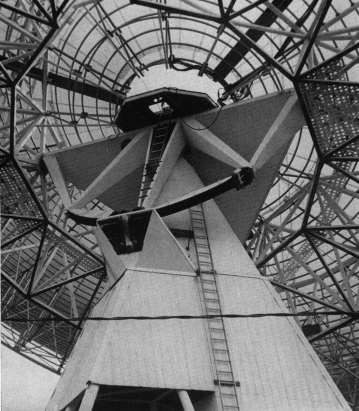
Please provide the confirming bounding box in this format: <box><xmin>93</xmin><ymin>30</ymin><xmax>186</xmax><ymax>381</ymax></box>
<box><xmin>0</xmin><ymin>56</ymin><xmax>125</xmax><ymax>105</ymax></box>
<box><xmin>213</xmin><ymin>0</ymin><xmax>294</xmax><ymax>81</ymax></box>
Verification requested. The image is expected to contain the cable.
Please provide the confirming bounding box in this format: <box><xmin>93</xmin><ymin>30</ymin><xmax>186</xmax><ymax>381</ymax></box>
<box><xmin>108</xmin><ymin>83</ymin><xmax>224</xmax><ymax>138</ymax></box>
<box><xmin>3</xmin><ymin>311</ymin><xmax>353</xmax><ymax>323</ymax></box>
<box><xmin>179</xmin><ymin>105</ymin><xmax>224</xmax><ymax>131</ymax></box>
<box><xmin>165</xmin><ymin>86</ymin><xmax>225</xmax><ymax>131</ymax></box>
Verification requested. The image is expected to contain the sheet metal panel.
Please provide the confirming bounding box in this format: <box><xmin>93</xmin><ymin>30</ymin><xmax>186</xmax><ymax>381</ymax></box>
<box><xmin>49</xmin><ymin>92</ymin><xmax>302</xmax><ymax>234</ymax></box>
<box><xmin>217</xmin><ymin>274</ymin><xmax>351</xmax><ymax>411</ymax></box>
<box><xmin>46</xmin><ymin>293</ymin><xmax>114</xmax><ymax>411</ymax></box>
<box><xmin>156</xmin><ymin>158</ymin><xmax>259</xmax><ymax>276</ymax></box>
<box><xmin>51</xmin><ymin>130</ymin><xmax>142</xmax><ymax>191</ymax></box>
<box><xmin>98</xmin><ymin>165</ymin><xmax>144</xmax><ymax>211</ymax></box>
<box><xmin>47</xmin><ymin>269</ymin><xmax>214</xmax><ymax>411</ymax></box>
<box><xmin>137</xmin><ymin>211</ymin><xmax>196</xmax><ymax>273</ymax></box>
<box><xmin>184</xmin><ymin>92</ymin><xmax>304</xmax><ymax>243</ymax></box>
<box><xmin>91</xmin><ymin>270</ymin><xmax>213</xmax><ymax>390</ymax></box>
<box><xmin>202</xmin><ymin>194</ymin><xmax>258</xmax><ymax>276</ymax></box>
<box><xmin>194</xmin><ymin>93</ymin><xmax>301</xmax><ymax>160</ymax></box>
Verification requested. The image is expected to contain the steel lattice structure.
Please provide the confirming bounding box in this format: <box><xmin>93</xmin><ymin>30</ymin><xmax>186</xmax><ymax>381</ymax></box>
<box><xmin>0</xmin><ymin>0</ymin><xmax>358</xmax><ymax>408</ymax></box>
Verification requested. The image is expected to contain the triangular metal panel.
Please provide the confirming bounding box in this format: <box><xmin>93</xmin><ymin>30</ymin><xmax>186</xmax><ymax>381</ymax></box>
<box><xmin>46</xmin><ymin>269</ymin><xmax>214</xmax><ymax>411</ymax></box>
<box><xmin>50</xmin><ymin>130</ymin><xmax>144</xmax><ymax>191</ymax></box>
<box><xmin>218</xmin><ymin>275</ymin><xmax>350</xmax><ymax>410</ymax></box>
<box><xmin>136</xmin><ymin>211</ymin><xmax>196</xmax><ymax>274</ymax></box>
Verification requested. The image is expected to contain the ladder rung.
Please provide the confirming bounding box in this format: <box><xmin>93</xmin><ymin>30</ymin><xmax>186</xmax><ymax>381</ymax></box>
<box><xmin>216</xmin><ymin>359</ymin><xmax>230</xmax><ymax>364</ymax></box>
<box><xmin>214</xmin><ymin>349</ymin><xmax>229</xmax><ymax>358</ymax></box>
<box><xmin>222</xmin><ymin>393</ymin><xmax>237</xmax><ymax>399</ymax></box>
<box><xmin>202</xmin><ymin>287</ymin><xmax>216</xmax><ymax>292</ymax></box>
<box><xmin>204</xmin><ymin>297</ymin><xmax>219</xmax><ymax>303</ymax></box>
<box><xmin>209</xmin><ymin>319</ymin><xmax>224</xmax><ymax>326</ymax></box>
<box><xmin>218</xmin><ymin>371</ymin><xmax>234</xmax><ymax>385</ymax></box>
<box><xmin>207</xmin><ymin>308</ymin><xmax>221</xmax><ymax>315</ymax></box>
<box><xmin>206</xmin><ymin>303</ymin><xmax>220</xmax><ymax>310</ymax></box>
<box><xmin>204</xmin><ymin>294</ymin><xmax>219</xmax><ymax>301</ymax></box>
<box><xmin>190</xmin><ymin>201</ymin><xmax>239</xmax><ymax>407</ymax></box>
<box><xmin>209</xmin><ymin>325</ymin><xmax>224</xmax><ymax>331</ymax></box>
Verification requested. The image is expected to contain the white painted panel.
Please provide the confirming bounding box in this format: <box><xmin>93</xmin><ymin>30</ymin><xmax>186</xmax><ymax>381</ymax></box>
<box><xmin>137</xmin><ymin>211</ymin><xmax>196</xmax><ymax>273</ymax></box>
<box><xmin>266</xmin><ymin>282</ymin><xmax>351</xmax><ymax>408</ymax></box>
<box><xmin>201</xmin><ymin>200</ymin><xmax>258</xmax><ymax>276</ymax></box>
<box><xmin>143</xmin><ymin>122</ymin><xmax>186</xmax><ymax>208</ymax></box>
<box><xmin>71</xmin><ymin>129</ymin><xmax>150</xmax><ymax>209</ymax></box>
<box><xmin>47</xmin><ymin>269</ymin><xmax>214</xmax><ymax>411</ymax></box>
<box><xmin>92</xmin><ymin>270</ymin><xmax>214</xmax><ymax>390</ymax></box>
<box><xmin>46</xmin><ymin>291</ymin><xmax>115</xmax><ymax>411</ymax></box>
<box><xmin>217</xmin><ymin>275</ymin><xmax>351</xmax><ymax>411</ymax></box>
<box><xmin>155</xmin><ymin>158</ymin><xmax>202</xmax><ymax>206</ymax></box>
<box><xmin>154</xmin><ymin>158</ymin><xmax>203</xmax><ymax>268</ymax></box>
<box><xmin>182</xmin><ymin>120</ymin><xmax>249</xmax><ymax>169</ymax></box>
<box><xmin>250</xmin><ymin>94</ymin><xmax>302</xmax><ymax>170</ymax></box>
<box><xmin>154</xmin><ymin>158</ymin><xmax>258</xmax><ymax>276</ymax></box>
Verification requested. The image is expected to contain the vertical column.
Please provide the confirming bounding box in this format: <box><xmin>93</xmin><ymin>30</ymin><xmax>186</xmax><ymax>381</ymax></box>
<box><xmin>178</xmin><ymin>390</ymin><xmax>196</xmax><ymax>411</ymax></box>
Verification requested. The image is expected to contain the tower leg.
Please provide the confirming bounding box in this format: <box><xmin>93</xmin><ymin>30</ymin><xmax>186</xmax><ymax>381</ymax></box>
<box><xmin>78</xmin><ymin>384</ymin><xmax>100</xmax><ymax>411</ymax></box>
<box><xmin>178</xmin><ymin>390</ymin><xmax>195</xmax><ymax>411</ymax></box>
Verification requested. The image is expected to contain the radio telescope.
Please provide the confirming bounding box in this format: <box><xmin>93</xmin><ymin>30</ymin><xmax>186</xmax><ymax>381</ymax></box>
<box><xmin>1</xmin><ymin>1</ymin><xmax>358</xmax><ymax>410</ymax></box>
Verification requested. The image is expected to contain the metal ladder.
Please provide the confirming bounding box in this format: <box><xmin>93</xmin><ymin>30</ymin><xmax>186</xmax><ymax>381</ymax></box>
<box><xmin>189</xmin><ymin>204</ymin><xmax>240</xmax><ymax>411</ymax></box>
<box><xmin>138</xmin><ymin>105</ymin><xmax>173</xmax><ymax>206</ymax></box>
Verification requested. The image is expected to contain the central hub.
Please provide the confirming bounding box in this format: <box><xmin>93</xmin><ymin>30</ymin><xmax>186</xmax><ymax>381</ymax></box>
<box><xmin>115</xmin><ymin>87</ymin><xmax>217</xmax><ymax>131</ymax></box>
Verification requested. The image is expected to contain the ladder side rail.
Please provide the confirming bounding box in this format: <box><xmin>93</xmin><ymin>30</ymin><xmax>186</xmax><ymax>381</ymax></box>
<box><xmin>138</xmin><ymin>106</ymin><xmax>173</xmax><ymax>205</ymax></box>
<box><xmin>189</xmin><ymin>204</ymin><xmax>241</xmax><ymax>411</ymax></box>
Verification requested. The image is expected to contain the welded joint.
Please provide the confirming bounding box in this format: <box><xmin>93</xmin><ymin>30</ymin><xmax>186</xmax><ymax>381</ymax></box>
<box><xmin>232</xmin><ymin>166</ymin><xmax>255</xmax><ymax>190</ymax></box>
